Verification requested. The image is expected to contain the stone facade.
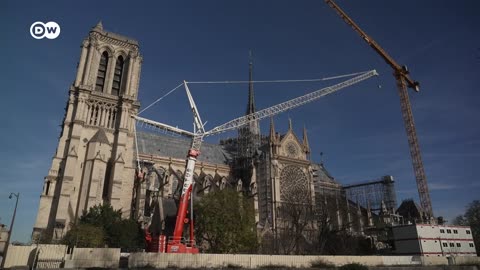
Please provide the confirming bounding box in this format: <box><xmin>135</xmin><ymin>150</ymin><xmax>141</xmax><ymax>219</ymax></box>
<box><xmin>32</xmin><ymin>23</ymin><xmax>236</xmax><ymax>241</ymax></box>
<box><xmin>33</xmin><ymin>22</ymin><xmax>142</xmax><ymax>241</ymax></box>
<box><xmin>256</xmin><ymin>119</ymin><xmax>317</xmax><ymax>231</ymax></box>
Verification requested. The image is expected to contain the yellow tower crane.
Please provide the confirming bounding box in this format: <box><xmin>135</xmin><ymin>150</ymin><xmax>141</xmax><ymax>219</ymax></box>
<box><xmin>325</xmin><ymin>0</ymin><xmax>433</xmax><ymax>220</ymax></box>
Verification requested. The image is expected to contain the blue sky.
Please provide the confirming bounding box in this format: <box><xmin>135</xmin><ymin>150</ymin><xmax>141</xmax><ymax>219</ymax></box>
<box><xmin>1</xmin><ymin>0</ymin><xmax>479</xmax><ymax>243</ymax></box>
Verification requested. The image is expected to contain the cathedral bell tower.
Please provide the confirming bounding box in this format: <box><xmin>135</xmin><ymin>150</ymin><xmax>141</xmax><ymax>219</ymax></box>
<box><xmin>32</xmin><ymin>22</ymin><xmax>142</xmax><ymax>241</ymax></box>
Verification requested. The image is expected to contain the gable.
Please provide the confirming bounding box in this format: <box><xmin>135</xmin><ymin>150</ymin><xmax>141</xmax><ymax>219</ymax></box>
<box><xmin>279</xmin><ymin>130</ymin><xmax>305</xmax><ymax>160</ymax></box>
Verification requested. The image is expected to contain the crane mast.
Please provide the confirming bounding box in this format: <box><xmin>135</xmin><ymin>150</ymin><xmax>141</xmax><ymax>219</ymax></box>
<box><xmin>325</xmin><ymin>0</ymin><xmax>433</xmax><ymax>219</ymax></box>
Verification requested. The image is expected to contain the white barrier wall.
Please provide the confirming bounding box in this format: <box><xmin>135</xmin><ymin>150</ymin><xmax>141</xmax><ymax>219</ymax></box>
<box><xmin>64</xmin><ymin>247</ymin><xmax>120</xmax><ymax>268</ymax></box>
<box><xmin>3</xmin><ymin>244</ymin><xmax>66</xmax><ymax>268</ymax></box>
<box><xmin>4</xmin><ymin>245</ymin><xmax>480</xmax><ymax>269</ymax></box>
<box><xmin>3</xmin><ymin>245</ymin><xmax>35</xmax><ymax>268</ymax></box>
<box><xmin>129</xmin><ymin>253</ymin><xmax>478</xmax><ymax>268</ymax></box>
<box><xmin>381</xmin><ymin>256</ymin><xmax>422</xmax><ymax>266</ymax></box>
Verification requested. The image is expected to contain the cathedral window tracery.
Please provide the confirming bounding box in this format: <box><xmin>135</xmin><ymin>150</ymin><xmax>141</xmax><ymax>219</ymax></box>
<box><xmin>95</xmin><ymin>51</ymin><xmax>109</xmax><ymax>92</ymax></box>
<box><xmin>286</xmin><ymin>141</ymin><xmax>299</xmax><ymax>158</ymax></box>
<box><xmin>280</xmin><ymin>165</ymin><xmax>309</xmax><ymax>203</ymax></box>
<box><xmin>85</xmin><ymin>99</ymin><xmax>118</xmax><ymax>129</ymax></box>
<box><xmin>112</xmin><ymin>56</ymin><xmax>124</xmax><ymax>96</ymax></box>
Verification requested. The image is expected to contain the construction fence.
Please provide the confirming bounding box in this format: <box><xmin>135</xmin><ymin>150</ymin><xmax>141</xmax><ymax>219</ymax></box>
<box><xmin>3</xmin><ymin>244</ymin><xmax>480</xmax><ymax>269</ymax></box>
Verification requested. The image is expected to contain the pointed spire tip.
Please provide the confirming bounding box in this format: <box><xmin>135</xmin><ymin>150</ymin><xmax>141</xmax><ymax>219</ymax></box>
<box><xmin>94</xmin><ymin>21</ymin><xmax>103</xmax><ymax>31</ymax></box>
<box><xmin>246</xmin><ymin>50</ymin><xmax>255</xmax><ymax>115</ymax></box>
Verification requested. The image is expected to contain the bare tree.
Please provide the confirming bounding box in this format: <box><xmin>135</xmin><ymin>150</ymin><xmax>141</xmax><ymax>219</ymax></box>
<box><xmin>276</xmin><ymin>191</ymin><xmax>316</xmax><ymax>254</ymax></box>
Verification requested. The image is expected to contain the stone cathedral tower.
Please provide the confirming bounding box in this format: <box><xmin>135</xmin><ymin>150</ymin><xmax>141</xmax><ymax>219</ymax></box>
<box><xmin>32</xmin><ymin>22</ymin><xmax>142</xmax><ymax>241</ymax></box>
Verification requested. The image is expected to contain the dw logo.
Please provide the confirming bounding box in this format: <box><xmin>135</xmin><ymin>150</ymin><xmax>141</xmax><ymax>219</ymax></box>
<box><xmin>30</xmin><ymin>21</ymin><xmax>61</xmax><ymax>39</ymax></box>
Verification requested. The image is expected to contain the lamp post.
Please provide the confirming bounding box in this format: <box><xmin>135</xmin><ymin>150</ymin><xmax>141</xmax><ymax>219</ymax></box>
<box><xmin>1</xmin><ymin>192</ymin><xmax>19</xmax><ymax>269</ymax></box>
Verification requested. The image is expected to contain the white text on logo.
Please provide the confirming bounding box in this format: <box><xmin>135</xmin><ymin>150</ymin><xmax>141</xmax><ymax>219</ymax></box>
<box><xmin>30</xmin><ymin>21</ymin><xmax>61</xmax><ymax>40</ymax></box>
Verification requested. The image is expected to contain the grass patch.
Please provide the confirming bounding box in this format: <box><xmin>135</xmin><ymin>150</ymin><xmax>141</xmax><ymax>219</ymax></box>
<box><xmin>338</xmin><ymin>263</ymin><xmax>368</xmax><ymax>270</ymax></box>
<box><xmin>226</xmin><ymin>263</ymin><xmax>243</xmax><ymax>268</ymax></box>
<box><xmin>259</xmin><ymin>264</ymin><xmax>289</xmax><ymax>269</ymax></box>
<box><xmin>310</xmin><ymin>259</ymin><xmax>335</xmax><ymax>268</ymax></box>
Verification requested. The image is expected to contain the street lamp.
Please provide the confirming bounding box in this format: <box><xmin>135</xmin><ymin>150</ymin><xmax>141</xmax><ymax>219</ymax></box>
<box><xmin>1</xmin><ymin>192</ymin><xmax>19</xmax><ymax>269</ymax></box>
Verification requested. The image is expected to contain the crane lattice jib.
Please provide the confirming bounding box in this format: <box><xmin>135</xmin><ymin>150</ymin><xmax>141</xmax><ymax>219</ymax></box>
<box><xmin>324</xmin><ymin>0</ymin><xmax>419</xmax><ymax>92</ymax></box>
<box><xmin>205</xmin><ymin>70</ymin><xmax>378</xmax><ymax>136</ymax></box>
<box><xmin>133</xmin><ymin>115</ymin><xmax>195</xmax><ymax>137</ymax></box>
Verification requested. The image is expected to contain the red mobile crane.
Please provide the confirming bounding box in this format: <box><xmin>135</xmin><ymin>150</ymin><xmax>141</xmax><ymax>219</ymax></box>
<box><xmin>134</xmin><ymin>70</ymin><xmax>378</xmax><ymax>253</ymax></box>
<box><xmin>325</xmin><ymin>0</ymin><xmax>433</xmax><ymax>219</ymax></box>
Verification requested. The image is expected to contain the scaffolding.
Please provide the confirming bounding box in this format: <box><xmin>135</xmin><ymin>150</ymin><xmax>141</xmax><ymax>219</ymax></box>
<box><xmin>343</xmin><ymin>176</ymin><xmax>397</xmax><ymax>214</ymax></box>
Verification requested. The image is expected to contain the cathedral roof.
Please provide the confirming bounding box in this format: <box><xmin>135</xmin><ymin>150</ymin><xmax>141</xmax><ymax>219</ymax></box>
<box><xmin>396</xmin><ymin>199</ymin><xmax>425</xmax><ymax>219</ymax></box>
<box><xmin>312</xmin><ymin>163</ymin><xmax>338</xmax><ymax>185</ymax></box>
<box><xmin>137</xmin><ymin>132</ymin><xmax>232</xmax><ymax>165</ymax></box>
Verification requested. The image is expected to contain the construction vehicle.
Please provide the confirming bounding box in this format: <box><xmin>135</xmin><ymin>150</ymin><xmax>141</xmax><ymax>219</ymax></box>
<box><xmin>133</xmin><ymin>70</ymin><xmax>378</xmax><ymax>253</ymax></box>
<box><xmin>325</xmin><ymin>0</ymin><xmax>433</xmax><ymax>220</ymax></box>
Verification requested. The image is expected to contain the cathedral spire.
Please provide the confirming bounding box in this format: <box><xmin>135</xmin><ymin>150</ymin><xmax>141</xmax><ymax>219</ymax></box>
<box><xmin>303</xmin><ymin>125</ymin><xmax>310</xmax><ymax>153</ymax></box>
<box><xmin>269</xmin><ymin>117</ymin><xmax>276</xmax><ymax>142</ymax></box>
<box><xmin>246</xmin><ymin>50</ymin><xmax>255</xmax><ymax>115</ymax></box>
<box><xmin>93</xmin><ymin>21</ymin><xmax>103</xmax><ymax>31</ymax></box>
<box><xmin>288</xmin><ymin>118</ymin><xmax>293</xmax><ymax>131</ymax></box>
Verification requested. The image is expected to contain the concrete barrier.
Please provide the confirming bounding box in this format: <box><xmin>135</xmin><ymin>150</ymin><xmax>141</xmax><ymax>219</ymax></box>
<box><xmin>3</xmin><ymin>244</ymin><xmax>67</xmax><ymax>269</ymax></box>
<box><xmin>35</xmin><ymin>244</ymin><xmax>67</xmax><ymax>268</ymax></box>
<box><xmin>4</xmin><ymin>244</ymin><xmax>480</xmax><ymax>269</ymax></box>
<box><xmin>128</xmin><ymin>253</ymin><xmax>434</xmax><ymax>268</ymax></box>
<box><xmin>422</xmin><ymin>256</ymin><xmax>450</xmax><ymax>265</ymax></box>
<box><xmin>382</xmin><ymin>255</ymin><xmax>422</xmax><ymax>266</ymax></box>
<box><xmin>64</xmin><ymin>247</ymin><xmax>120</xmax><ymax>268</ymax></box>
<box><xmin>3</xmin><ymin>245</ymin><xmax>35</xmax><ymax>268</ymax></box>
<box><xmin>129</xmin><ymin>253</ymin><xmax>480</xmax><ymax>268</ymax></box>
<box><xmin>453</xmin><ymin>256</ymin><xmax>480</xmax><ymax>266</ymax></box>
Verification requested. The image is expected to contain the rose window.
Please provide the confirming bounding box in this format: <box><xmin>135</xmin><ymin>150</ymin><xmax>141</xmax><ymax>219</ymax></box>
<box><xmin>279</xmin><ymin>165</ymin><xmax>308</xmax><ymax>201</ymax></box>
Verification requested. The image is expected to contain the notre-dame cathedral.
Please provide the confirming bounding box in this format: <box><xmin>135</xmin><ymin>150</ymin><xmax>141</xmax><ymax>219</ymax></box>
<box><xmin>33</xmin><ymin>24</ymin><xmax>397</xmax><ymax>247</ymax></box>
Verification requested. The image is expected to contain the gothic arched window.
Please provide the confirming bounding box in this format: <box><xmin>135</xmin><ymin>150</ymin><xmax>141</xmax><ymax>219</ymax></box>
<box><xmin>111</xmin><ymin>56</ymin><xmax>124</xmax><ymax>96</ymax></box>
<box><xmin>95</xmin><ymin>51</ymin><xmax>109</xmax><ymax>92</ymax></box>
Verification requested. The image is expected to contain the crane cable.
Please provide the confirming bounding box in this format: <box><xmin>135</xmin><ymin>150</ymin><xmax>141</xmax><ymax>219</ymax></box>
<box><xmin>185</xmin><ymin>70</ymin><xmax>370</xmax><ymax>84</ymax></box>
<box><xmin>138</xmin><ymin>82</ymin><xmax>184</xmax><ymax>115</ymax></box>
<box><xmin>138</xmin><ymin>70</ymin><xmax>370</xmax><ymax>115</ymax></box>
